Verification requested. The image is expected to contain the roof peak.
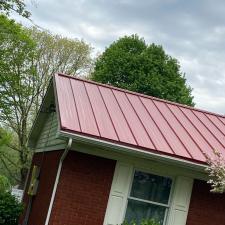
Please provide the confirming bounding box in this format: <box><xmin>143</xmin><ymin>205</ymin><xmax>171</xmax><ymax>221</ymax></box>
<box><xmin>56</xmin><ymin>73</ymin><xmax>225</xmax><ymax>119</ymax></box>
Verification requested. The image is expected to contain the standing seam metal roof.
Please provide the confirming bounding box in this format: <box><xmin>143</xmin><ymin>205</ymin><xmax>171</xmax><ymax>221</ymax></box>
<box><xmin>54</xmin><ymin>73</ymin><xmax>225</xmax><ymax>164</ymax></box>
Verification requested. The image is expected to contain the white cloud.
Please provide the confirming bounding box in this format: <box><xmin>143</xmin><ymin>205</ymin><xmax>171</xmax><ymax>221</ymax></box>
<box><xmin>12</xmin><ymin>0</ymin><xmax>225</xmax><ymax>115</ymax></box>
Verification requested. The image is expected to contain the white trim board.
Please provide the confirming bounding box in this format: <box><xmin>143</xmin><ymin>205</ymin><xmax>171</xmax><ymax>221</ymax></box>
<box><xmin>58</xmin><ymin>130</ymin><xmax>207</xmax><ymax>173</ymax></box>
<box><xmin>34</xmin><ymin>144</ymin><xmax>67</xmax><ymax>153</ymax></box>
<box><xmin>32</xmin><ymin>133</ymin><xmax>208</xmax><ymax>181</ymax></box>
<box><xmin>31</xmin><ymin>134</ymin><xmax>203</xmax><ymax>225</ymax></box>
<box><xmin>71</xmin><ymin>142</ymin><xmax>207</xmax><ymax>181</ymax></box>
<box><xmin>56</xmin><ymin>130</ymin><xmax>208</xmax><ymax>181</ymax></box>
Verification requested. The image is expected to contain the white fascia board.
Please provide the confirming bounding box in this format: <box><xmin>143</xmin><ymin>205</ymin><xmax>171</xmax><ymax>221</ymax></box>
<box><xmin>34</xmin><ymin>144</ymin><xmax>67</xmax><ymax>153</ymax></box>
<box><xmin>58</xmin><ymin>130</ymin><xmax>207</xmax><ymax>173</ymax></box>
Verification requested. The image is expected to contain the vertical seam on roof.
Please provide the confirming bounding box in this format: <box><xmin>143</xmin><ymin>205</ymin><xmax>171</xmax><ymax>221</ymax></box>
<box><xmin>97</xmin><ymin>86</ymin><xmax>120</xmax><ymax>141</ymax></box>
<box><xmin>69</xmin><ymin>79</ymin><xmax>81</xmax><ymax>131</ymax></box>
<box><xmin>152</xmin><ymin>100</ymin><xmax>193</xmax><ymax>159</ymax></box>
<box><xmin>111</xmin><ymin>89</ymin><xmax>138</xmax><ymax>146</ymax></box>
<box><xmin>203</xmin><ymin>112</ymin><xmax>225</xmax><ymax>138</ymax></box>
<box><xmin>166</xmin><ymin>104</ymin><xmax>206</xmax><ymax>160</ymax></box>
<box><xmin>57</xmin><ymin>74</ymin><xmax>225</xmax><ymax>119</ymax></box>
<box><xmin>83</xmin><ymin>82</ymin><xmax>101</xmax><ymax>137</ymax></box>
<box><xmin>205</xmin><ymin>114</ymin><xmax>225</xmax><ymax>135</ymax></box>
<box><xmin>125</xmin><ymin>93</ymin><xmax>157</xmax><ymax>150</ymax></box>
<box><xmin>139</xmin><ymin>97</ymin><xmax>174</xmax><ymax>154</ymax></box>
<box><xmin>179</xmin><ymin>107</ymin><xmax>215</xmax><ymax>151</ymax></box>
<box><xmin>192</xmin><ymin>111</ymin><xmax>225</xmax><ymax>149</ymax></box>
<box><xmin>217</xmin><ymin>116</ymin><xmax>225</xmax><ymax>126</ymax></box>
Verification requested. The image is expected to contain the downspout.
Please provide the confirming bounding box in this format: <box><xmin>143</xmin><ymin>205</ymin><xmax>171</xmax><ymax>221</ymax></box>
<box><xmin>44</xmin><ymin>138</ymin><xmax>73</xmax><ymax>225</ymax></box>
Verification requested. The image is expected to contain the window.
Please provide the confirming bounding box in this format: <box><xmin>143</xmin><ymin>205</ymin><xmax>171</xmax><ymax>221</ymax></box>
<box><xmin>124</xmin><ymin>170</ymin><xmax>172</xmax><ymax>225</ymax></box>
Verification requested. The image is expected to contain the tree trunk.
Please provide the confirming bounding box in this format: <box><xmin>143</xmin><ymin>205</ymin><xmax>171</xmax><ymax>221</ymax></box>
<box><xmin>19</xmin><ymin>167</ymin><xmax>29</xmax><ymax>189</ymax></box>
<box><xmin>18</xmin><ymin>118</ymin><xmax>31</xmax><ymax>189</ymax></box>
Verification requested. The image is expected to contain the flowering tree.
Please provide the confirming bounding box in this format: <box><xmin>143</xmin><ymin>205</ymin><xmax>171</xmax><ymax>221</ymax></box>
<box><xmin>205</xmin><ymin>149</ymin><xmax>225</xmax><ymax>193</ymax></box>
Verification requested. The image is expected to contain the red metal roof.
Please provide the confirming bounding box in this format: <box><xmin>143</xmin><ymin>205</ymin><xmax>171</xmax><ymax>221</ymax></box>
<box><xmin>54</xmin><ymin>73</ymin><xmax>225</xmax><ymax>164</ymax></box>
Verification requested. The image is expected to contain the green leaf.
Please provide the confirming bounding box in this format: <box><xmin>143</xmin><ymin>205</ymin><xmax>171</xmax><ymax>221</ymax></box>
<box><xmin>91</xmin><ymin>34</ymin><xmax>194</xmax><ymax>106</ymax></box>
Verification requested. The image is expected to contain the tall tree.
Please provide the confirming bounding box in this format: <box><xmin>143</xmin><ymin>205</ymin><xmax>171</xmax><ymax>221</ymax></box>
<box><xmin>91</xmin><ymin>34</ymin><xmax>194</xmax><ymax>106</ymax></box>
<box><xmin>0</xmin><ymin>128</ymin><xmax>20</xmax><ymax>185</ymax></box>
<box><xmin>0</xmin><ymin>0</ymin><xmax>30</xmax><ymax>18</ymax></box>
<box><xmin>27</xmin><ymin>27</ymin><xmax>93</xmax><ymax>112</ymax></box>
<box><xmin>0</xmin><ymin>16</ymin><xmax>93</xmax><ymax>187</ymax></box>
<box><xmin>0</xmin><ymin>15</ymin><xmax>37</xmax><ymax>187</ymax></box>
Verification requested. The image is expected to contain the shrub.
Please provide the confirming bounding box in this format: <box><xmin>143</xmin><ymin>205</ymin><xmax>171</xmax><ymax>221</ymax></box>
<box><xmin>122</xmin><ymin>219</ymin><xmax>160</xmax><ymax>225</ymax></box>
<box><xmin>0</xmin><ymin>192</ymin><xmax>23</xmax><ymax>225</ymax></box>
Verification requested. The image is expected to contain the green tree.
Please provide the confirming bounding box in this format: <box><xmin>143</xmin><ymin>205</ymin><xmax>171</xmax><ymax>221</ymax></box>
<box><xmin>0</xmin><ymin>175</ymin><xmax>11</xmax><ymax>192</ymax></box>
<box><xmin>27</xmin><ymin>27</ymin><xmax>93</xmax><ymax>113</ymax></box>
<box><xmin>91</xmin><ymin>34</ymin><xmax>194</xmax><ymax>106</ymax></box>
<box><xmin>0</xmin><ymin>0</ymin><xmax>30</xmax><ymax>18</ymax></box>
<box><xmin>0</xmin><ymin>128</ymin><xmax>20</xmax><ymax>184</ymax></box>
<box><xmin>0</xmin><ymin>16</ymin><xmax>93</xmax><ymax>187</ymax></box>
<box><xmin>0</xmin><ymin>15</ymin><xmax>37</xmax><ymax>187</ymax></box>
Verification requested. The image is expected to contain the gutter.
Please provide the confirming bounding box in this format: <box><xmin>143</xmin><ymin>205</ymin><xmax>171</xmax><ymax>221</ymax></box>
<box><xmin>59</xmin><ymin>130</ymin><xmax>207</xmax><ymax>173</ymax></box>
<box><xmin>44</xmin><ymin>138</ymin><xmax>73</xmax><ymax>225</ymax></box>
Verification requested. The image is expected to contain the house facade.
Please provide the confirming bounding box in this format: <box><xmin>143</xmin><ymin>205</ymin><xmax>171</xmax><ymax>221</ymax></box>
<box><xmin>21</xmin><ymin>73</ymin><xmax>225</xmax><ymax>225</ymax></box>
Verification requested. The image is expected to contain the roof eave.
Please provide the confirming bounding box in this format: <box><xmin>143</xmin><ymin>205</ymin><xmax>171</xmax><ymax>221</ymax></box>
<box><xmin>58</xmin><ymin>129</ymin><xmax>207</xmax><ymax>173</ymax></box>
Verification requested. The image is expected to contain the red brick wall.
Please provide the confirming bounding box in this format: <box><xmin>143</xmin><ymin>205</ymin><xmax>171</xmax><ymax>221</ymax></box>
<box><xmin>20</xmin><ymin>150</ymin><xmax>62</xmax><ymax>225</ymax></box>
<box><xmin>49</xmin><ymin>151</ymin><xmax>116</xmax><ymax>225</ymax></box>
<box><xmin>186</xmin><ymin>179</ymin><xmax>225</xmax><ymax>225</ymax></box>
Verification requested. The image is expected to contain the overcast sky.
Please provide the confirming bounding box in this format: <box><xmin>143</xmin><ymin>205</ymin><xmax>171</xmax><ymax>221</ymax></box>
<box><xmin>14</xmin><ymin>0</ymin><xmax>225</xmax><ymax>115</ymax></box>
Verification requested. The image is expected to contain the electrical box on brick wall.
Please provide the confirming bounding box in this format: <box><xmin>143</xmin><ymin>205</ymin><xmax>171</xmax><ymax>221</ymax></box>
<box><xmin>27</xmin><ymin>165</ymin><xmax>40</xmax><ymax>196</ymax></box>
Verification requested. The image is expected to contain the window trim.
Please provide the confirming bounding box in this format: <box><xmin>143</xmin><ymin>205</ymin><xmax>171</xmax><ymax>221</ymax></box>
<box><xmin>128</xmin><ymin>196</ymin><xmax>170</xmax><ymax>208</ymax></box>
<box><xmin>124</xmin><ymin>168</ymin><xmax>175</xmax><ymax>225</ymax></box>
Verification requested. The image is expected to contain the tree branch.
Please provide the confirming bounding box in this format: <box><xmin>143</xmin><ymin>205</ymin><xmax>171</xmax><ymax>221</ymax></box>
<box><xmin>0</xmin><ymin>156</ymin><xmax>20</xmax><ymax>183</ymax></box>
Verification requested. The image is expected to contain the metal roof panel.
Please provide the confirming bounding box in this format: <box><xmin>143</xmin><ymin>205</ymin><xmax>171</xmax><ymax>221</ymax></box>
<box><xmin>55</xmin><ymin>75</ymin><xmax>81</xmax><ymax>132</ymax></box>
<box><xmin>85</xmin><ymin>82</ymin><xmax>119</xmax><ymax>140</ymax></box>
<box><xmin>99</xmin><ymin>86</ymin><xmax>137</xmax><ymax>145</ymax></box>
<box><xmin>54</xmin><ymin>73</ymin><xmax>225</xmax><ymax>164</ymax></box>
<box><xmin>70</xmin><ymin>79</ymin><xmax>99</xmax><ymax>136</ymax></box>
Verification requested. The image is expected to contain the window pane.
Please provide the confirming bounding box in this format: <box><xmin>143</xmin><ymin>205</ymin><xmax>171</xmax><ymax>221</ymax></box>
<box><xmin>125</xmin><ymin>199</ymin><xmax>166</xmax><ymax>225</ymax></box>
<box><xmin>130</xmin><ymin>171</ymin><xmax>172</xmax><ymax>204</ymax></box>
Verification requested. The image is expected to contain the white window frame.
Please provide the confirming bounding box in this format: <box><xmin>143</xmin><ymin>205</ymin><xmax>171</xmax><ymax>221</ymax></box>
<box><xmin>123</xmin><ymin>168</ymin><xmax>174</xmax><ymax>225</ymax></box>
<box><xmin>103</xmin><ymin>161</ymin><xmax>193</xmax><ymax>225</ymax></box>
